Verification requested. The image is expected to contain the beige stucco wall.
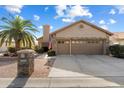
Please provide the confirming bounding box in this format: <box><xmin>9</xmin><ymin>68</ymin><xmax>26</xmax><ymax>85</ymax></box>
<box><xmin>109</xmin><ymin>37</ymin><xmax>119</xmax><ymax>45</ymax></box>
<box><xmin>110</xmin><ymin>36</ymin><xmax>124</xmax><ymax>45</ymax></box>
<box><xmin>43</xmin><ymin>25</ymin><xmax>50</xmax><ymax>43</ymax></box>
<box><xmin>118</xmin><ymin>39</ymin><xmax>124</xmax><ymax>45</ymax></box>
<box><xmin>55</xmin><ymin>22</ymin><xmax>109</xmax><ymax>39</ymax></box>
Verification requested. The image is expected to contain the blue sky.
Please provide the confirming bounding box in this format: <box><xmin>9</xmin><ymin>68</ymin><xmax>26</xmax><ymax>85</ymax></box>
<box><xmin>0</xmin><ymin>5</ymin><xmax>124</xmax><ymax>38</ymax></box>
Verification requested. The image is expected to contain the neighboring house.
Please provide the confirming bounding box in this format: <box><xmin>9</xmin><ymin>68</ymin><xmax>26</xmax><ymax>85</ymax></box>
<box><xmin>110</xmin><ymin>32</ymin><xmax>124</xmax><ymax>45</ymax></box>
<box><xmin>37</xmin><ymin>20</ymin><xmax>113</xmax><ymax>55</ymax></box>
<box><xmin>0</xmin><ymin>40</ymin><xmax>15</xmax><ymax>53</ymax></box>
<box><xmin>0</xmin><ymin>42</ymin><xmax>8</xmax><ymax>53</ymax></box>
<box><xmin>0</xmin><ymin>39</ymin><xmax>38</xmax><ymax>53</ymax></box>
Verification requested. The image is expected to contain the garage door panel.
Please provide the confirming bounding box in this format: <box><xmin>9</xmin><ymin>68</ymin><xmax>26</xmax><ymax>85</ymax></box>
<box><xmin>71</xmin><ymin>40</ymin><xmax>103</xmax><ymax>55</ymax></box>
<box><xmin>57</xmin><ymin>40</ymin><xmax>103</xmax><ymax>55</ymax></box>
<box><xmin>57</xmin><ymin>43</ymin><xmax>69</xmax><ymax>54</ymax></box>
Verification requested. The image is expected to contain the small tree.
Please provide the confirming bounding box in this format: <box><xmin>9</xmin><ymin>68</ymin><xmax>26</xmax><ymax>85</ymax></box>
<box><xmin>0</xmin><ymin>15</ymin><xmax>38</xmax><ymax>50</ymax></box>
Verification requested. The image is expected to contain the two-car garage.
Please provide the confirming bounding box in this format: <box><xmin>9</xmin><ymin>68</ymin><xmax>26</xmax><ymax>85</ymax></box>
<box><xmin>57</xmin><ymin>39</ymin><xmax>104</xmax><ymax>55</ymax></box>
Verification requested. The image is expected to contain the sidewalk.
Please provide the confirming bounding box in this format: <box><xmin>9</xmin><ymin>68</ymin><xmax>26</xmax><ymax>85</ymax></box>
<box><xmin>0</xmin><ymin>77</ymin><xmax>123</xmax><ymax>88</ymax></box>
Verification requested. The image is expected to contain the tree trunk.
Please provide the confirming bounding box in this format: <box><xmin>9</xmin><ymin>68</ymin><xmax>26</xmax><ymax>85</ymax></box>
<box><xmin>15</xmin><ymin>40</ymin><xmax>20</xmax><ymax>50</ymax></box>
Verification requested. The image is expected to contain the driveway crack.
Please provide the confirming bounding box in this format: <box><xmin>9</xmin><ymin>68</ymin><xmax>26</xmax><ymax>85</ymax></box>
<box><xmin>74</xmin><ymin>55</ymin><xmax>84</xmax><ymax>73</ymax></box>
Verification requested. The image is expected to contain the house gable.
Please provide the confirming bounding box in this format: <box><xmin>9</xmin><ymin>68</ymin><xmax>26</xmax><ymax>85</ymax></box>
<box><xmin>54</xmin><ymin>21</ymin><xmax>111</xmax><ymax>39</ymax></box>
<box><xmin>37</xmin><ymin>20</ymin><xmax>113</xmax><ymax>41</ymax></box>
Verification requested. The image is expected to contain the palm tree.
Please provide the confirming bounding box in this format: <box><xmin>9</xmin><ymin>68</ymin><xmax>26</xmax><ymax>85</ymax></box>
<box><xmin>0</xmin><ymin>15</ymin><xmax>38</xmax><ymax>50</ymax></box>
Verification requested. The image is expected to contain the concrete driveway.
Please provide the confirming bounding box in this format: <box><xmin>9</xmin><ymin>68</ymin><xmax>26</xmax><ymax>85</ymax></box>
<box><xmin>48</xmin><ymin>55</ymin><xmax>124</xmax><ymax>87</ymax></box>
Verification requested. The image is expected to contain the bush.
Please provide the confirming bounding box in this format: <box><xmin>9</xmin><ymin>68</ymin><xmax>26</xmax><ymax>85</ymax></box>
<box><xmin>8</xmin><ymin>47</ymin><xmax>16</xmax><ymax>53</ymax></box>
<box><xmin>35</xmin><ymin>46</ymin><xmax>45</xmax><ymax>54</ymax></box>
<box><xmin>109</xmin><ymin>44</ymin><xmax>124</xmax><ymax>58</ymax></box>
<box><xmin>47</xmin><ymin>50</ymin><xmax>56</xmax><ymax>56</ymax></box>
<box><xmin>35</xmin><ymin>46</ymin><xmax>49</xmax><ymax>54</ymax></box>
<box><xmin>42</xmin><ymin>47</ymin><xmax>49</xmax><ymax>52</ymax></box>
<box><xmin>3</xmin><ymin>53</ymin><xmax>9</xmax><ymax>56</ymax></box>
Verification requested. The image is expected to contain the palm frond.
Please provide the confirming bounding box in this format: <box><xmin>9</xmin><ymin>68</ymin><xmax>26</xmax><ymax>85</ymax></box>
<box><xmin>0</xmin><ymin>15</ymin><xmax>38</xmax><ymax>49</ymax></box>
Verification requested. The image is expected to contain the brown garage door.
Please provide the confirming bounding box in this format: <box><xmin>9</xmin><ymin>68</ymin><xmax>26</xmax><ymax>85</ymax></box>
<box><xmin>57</xmin><ymin>40</ymin><xmax>70</xmax><ymax>54</ymax></box>
<box><xmin>71</xmin><ymin>40</ymin><xmax>103</xmax><ymax>54</ymax></box>
<box><xmin>57</xmin><ymin>40</ymin><xmax>103</xmax><ymax>55</ymax></box>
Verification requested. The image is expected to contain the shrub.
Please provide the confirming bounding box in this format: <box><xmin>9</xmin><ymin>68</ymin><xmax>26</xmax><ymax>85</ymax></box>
<box><xmin>3</xmin><ymin>53</ymin><xmax>9</xmax><ymax>56</ymax></box>
<box><xmin>35</xmin><ymin>46</ymin><xmax>44</xmax><ymax>54</ymax></box>
<box><xmin>8</xmin><ymin>47</ymin><xmax>16</xmax><ymax>53</ymax></box>
<box><xmin>109</xmin><ymin>44</ymin><xmax>124</xmax><ymax>58</ymax></box>
<box><xmin>47</xmin><ymin>50</ymin><xmax>56</xmax><ymax>56</ymax></box>
<box><xmin>42</xmin><ymin>47</ymin><xmax>49</xmax><ymax>52</ymax></box>
<box><xmin>35</xmin><ymin>46</ymin><xmax>49</xmax><ymax>54</ymax></box>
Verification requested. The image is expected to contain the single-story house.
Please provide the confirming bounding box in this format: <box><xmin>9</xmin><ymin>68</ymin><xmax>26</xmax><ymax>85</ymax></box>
<box><xmin>110</xmin><ymin>32</ymin><xmax>124</xmax><ymax>45</ymax></box>
<box><xmin>37</xmin><ymin>20</ymin><xmax>113</xmax><ymax>55</ymax></box>
<box><xmin>0</xmin><ymin>42</ymin><xmax>8</xmax><ymax>53</ymax></box>
<box><xmin>0</xmin><ymin>40</ymin><xmax>15</xmax><ymax>53</ymax></box>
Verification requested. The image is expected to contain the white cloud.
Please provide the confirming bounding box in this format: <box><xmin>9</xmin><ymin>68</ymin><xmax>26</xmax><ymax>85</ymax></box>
<box><xmin>4</xmin><ymin>5</ymin><xmax>23</xmax><ymax>13</ymax></box>
<box><xmin>44</xmin><ymin>7</ymin><xmax>49</xmax><ymax>11</ymax></box>
<box><xmin>99</xmin><ymin>20</ymin><xmax>105</xmax><ymax>25</ymax></box>
<box><xmin>62</xmin><ymin>18</ymin><xmax>75</xmax><ymax>23</ymax></box>
<box><xmin>55</xmin><ymin>5</ymin><xmax>92</xmax><ymax>22</ymax></box>
<box><xmin>68</xmin><ymin>5</ymin><xmax>92</xmax><ymax>18</ymax></box>
<box><xmin>116</xmin><ymin>5</ymin><xmax>124</xmax><ymax>14</ymax></box>
<box><xmin>109</xmin><ymin>19</ymin><xmax>116</xmax><ymax>24</ymax></box>
<box><xmin>109</xmin><ymin>9</ymin><xmax>116</xmax><ymax>15</ymax></box>
<box><xmin>100</xmin><ymin>25</ymin><xmax>108</xmax><ymax>30</ymax></box>
<box><xmin>34</xmin><ymin>15</ymin><xmax>40</xmax><ymax>21</ymax></box>
<box><xmin>54</xmin><ymin>5</ymin><xmax>67</xmax><ymax>19</ymax></box>
<box><xmin>98</xmin><ymin>19</ymin><xmax>116</xmax><ymax>30</ymax></box>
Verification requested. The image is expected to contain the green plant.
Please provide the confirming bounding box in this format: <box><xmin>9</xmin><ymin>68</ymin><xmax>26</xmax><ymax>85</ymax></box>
<box><xmin>8</xmin><ymin>47</ymin><xmax>16</xmax><ymax>53</ymax></box>
<box><xmin>35</xmin><ymin>46</ymin><xmax>45</xmax><ymax>54</ymax></box>
<box><xmin>47</xmin><ymin>50</ymin><xmax>56</xmax><ymax>56</ymax></box>
<box><xmin>3</xmin><ymin>53</ymin><xmax>9</xmax><ymax>56</ymax></box>
<box><xmin>109</xmin><ymin>44</ymin><xmax>124</xmax><ymax>58</ymax></box>
<box><xmin>0</xmin><ymin>15</ymin><xmax>38</xmax><ymax>50</ymax></box>
<box><xmin>42</xmin><ymin>47</ymin><xmax>49</xmax><ymax>52</ymax></box>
